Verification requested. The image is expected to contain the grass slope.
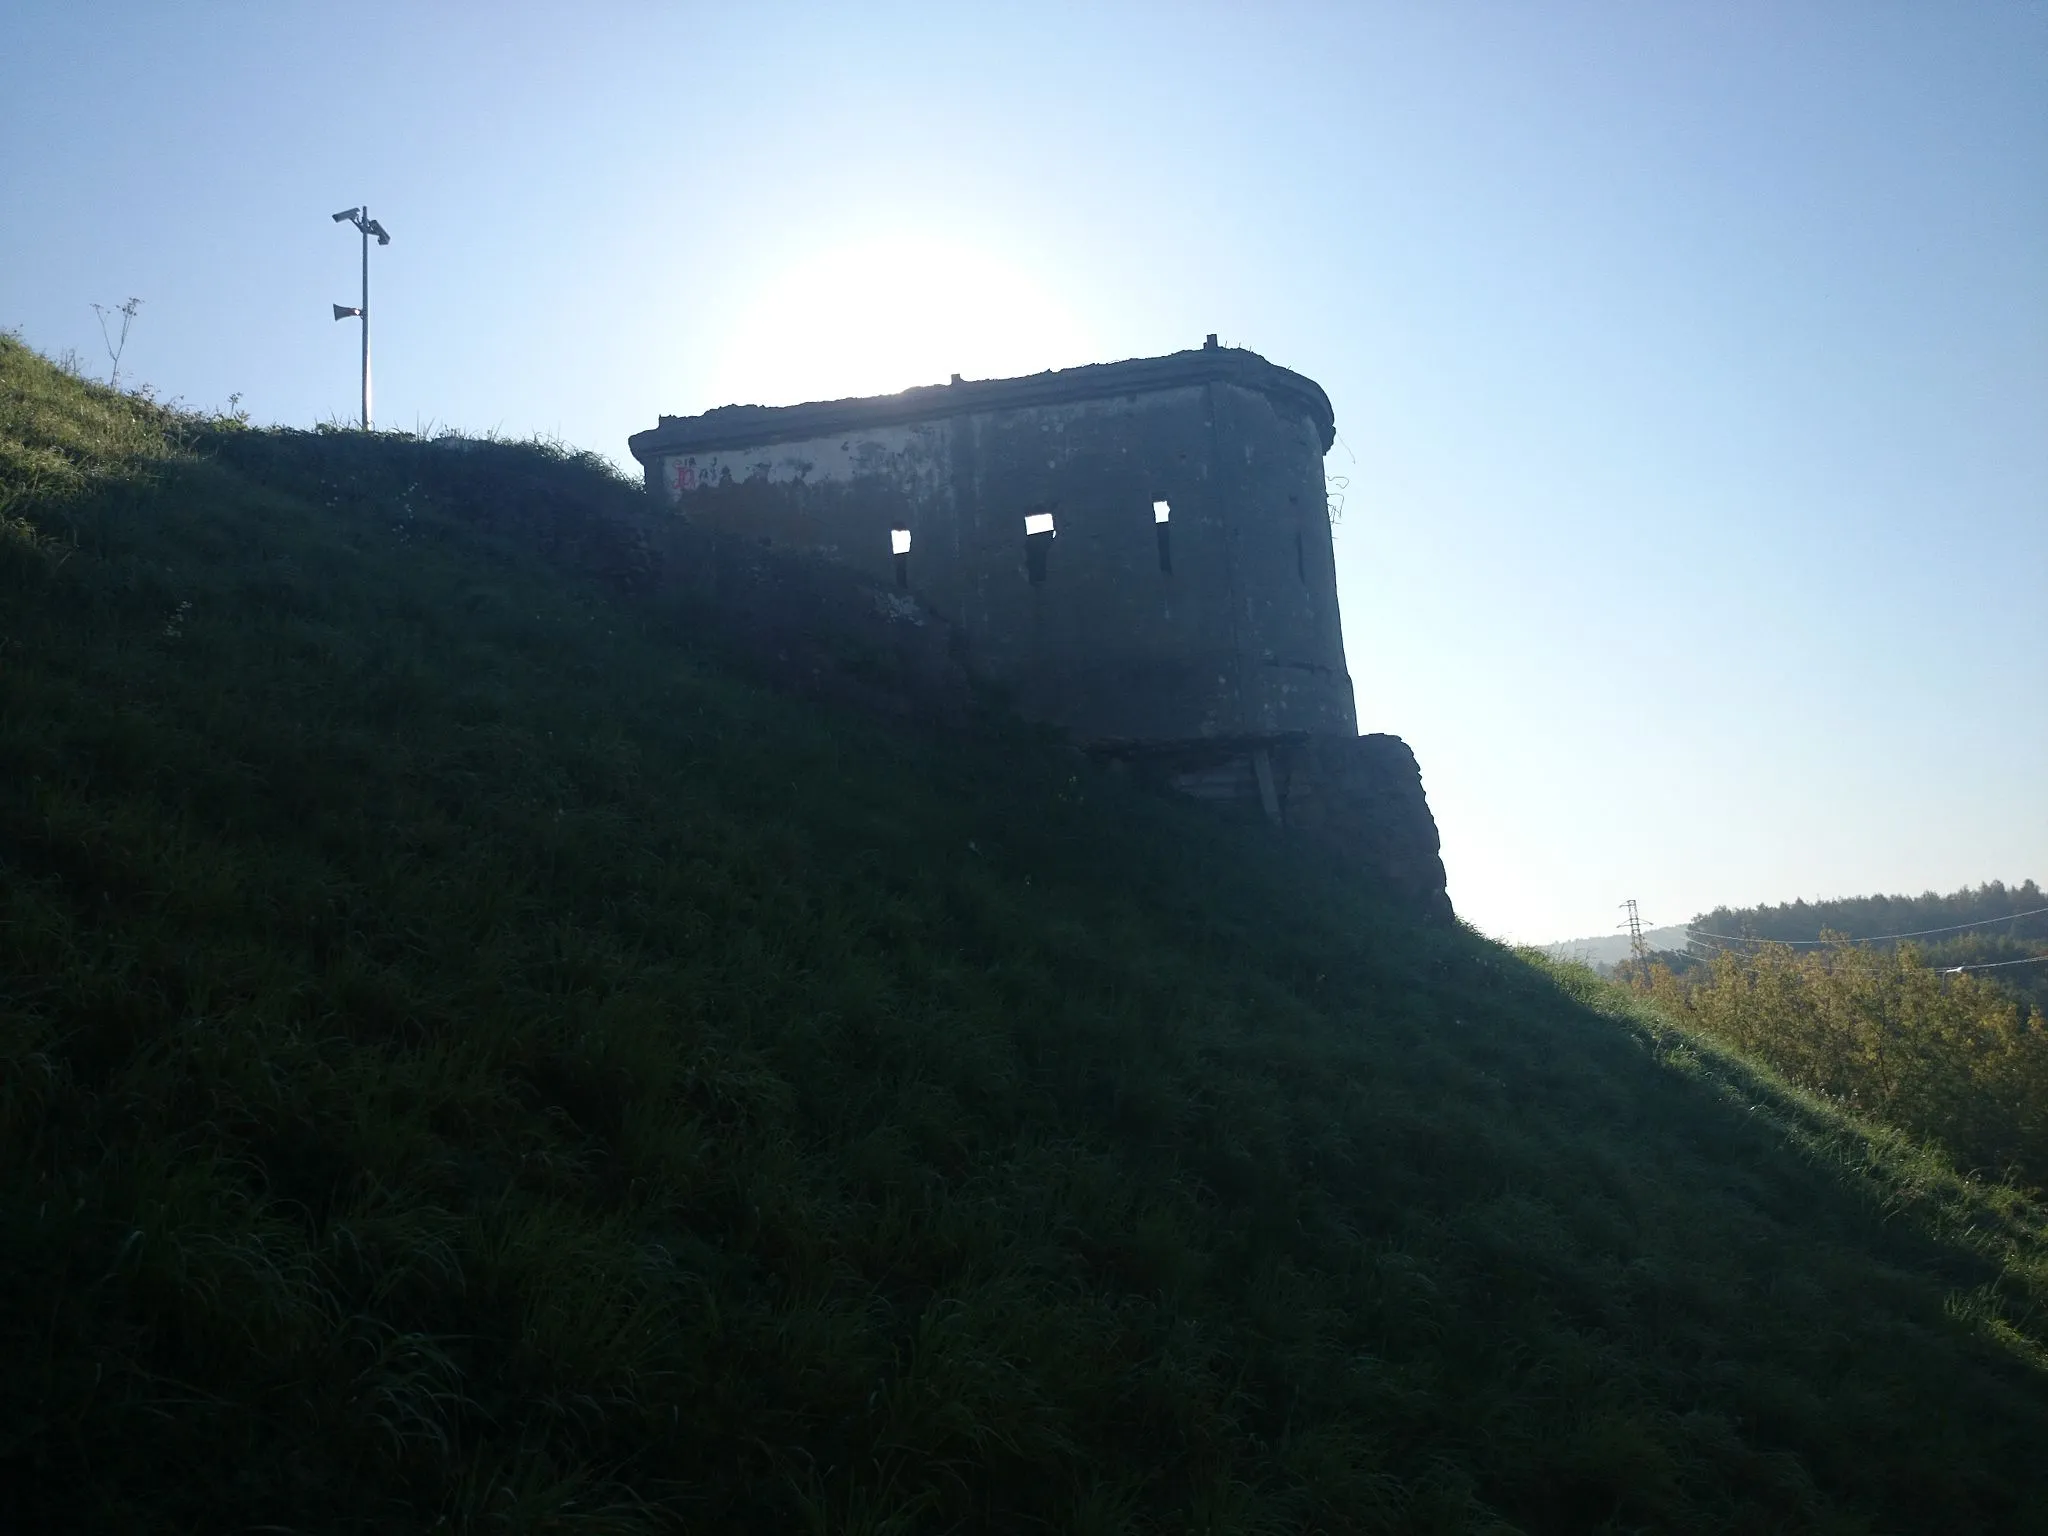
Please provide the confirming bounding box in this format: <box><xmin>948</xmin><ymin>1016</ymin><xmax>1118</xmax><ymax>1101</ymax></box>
<box><xmin>3</xmin><ymin>335</ymin><xmax>2047</xmax><ymax>1534</ymax></box>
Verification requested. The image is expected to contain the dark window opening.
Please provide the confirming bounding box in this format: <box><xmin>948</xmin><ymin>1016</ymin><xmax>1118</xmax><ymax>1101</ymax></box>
<box><xmin>1024</xmin><ymin>513</ymin><xmax>1055</xmax><ymax>585</ymax></box>
<box><xmin>890</xmin><ymin>528</ymin><xmax>911</xmax><ymax>589</ymax></box>
<box><xmin>894</xmin><ymin>552</ymin><xmax>909</xmax><ymax>589</ymax></box>
<box><xmin>1157</xmin><ymin>523</ymin><xmax>1173</xmax><ymax>574</ymax></box>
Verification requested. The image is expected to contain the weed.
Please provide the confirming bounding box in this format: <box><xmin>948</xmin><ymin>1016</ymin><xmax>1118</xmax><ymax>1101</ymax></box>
<box><xmin>89</xmin><ymin>296</ymin><xmax>143</xmax><ymax>390</ymax></box>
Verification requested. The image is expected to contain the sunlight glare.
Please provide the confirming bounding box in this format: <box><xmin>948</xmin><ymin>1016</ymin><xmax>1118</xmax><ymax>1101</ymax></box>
<box><xmin>708</xmin><ymin>234</ymin><xmax>1096</xmax><ymax>408</ymax></box>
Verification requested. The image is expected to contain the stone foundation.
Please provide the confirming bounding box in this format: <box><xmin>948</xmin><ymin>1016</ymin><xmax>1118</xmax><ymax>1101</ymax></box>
<box><xmin>1114</xmin><ymin>733</ymin><xmax>1451</xmax><ymax>919</ymax></box>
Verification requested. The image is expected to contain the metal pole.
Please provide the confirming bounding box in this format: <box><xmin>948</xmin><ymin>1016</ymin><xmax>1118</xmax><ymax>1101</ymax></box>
<box><xmin>360</xmin><ymin>205</ymin><xmax>372</xmax><ymax>431</ymax></box>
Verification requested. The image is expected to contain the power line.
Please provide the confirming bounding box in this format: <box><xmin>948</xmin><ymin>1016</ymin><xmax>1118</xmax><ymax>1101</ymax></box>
<box><xmin>1677</xmin><ymin>935</ymin><xmax>2047</xmax><ymax>975</ymax></box>
<box><xmin>1942</xmin><ymin>954</ymin><xmax>2048</xmax><ymax>974</ymax></box>
<box><xmin>1687</xmin><ymin>904</ymin><xmax>2048</xmax><ymax>947</ymax></box>
<box><xmin>1681</xmin><ymin>937</ymin><xmax>1745</xmax><ymax>956</ymax></box>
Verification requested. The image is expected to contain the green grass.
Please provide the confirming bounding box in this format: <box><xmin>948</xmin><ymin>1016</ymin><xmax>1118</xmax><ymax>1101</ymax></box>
<box><xmin>3</xmin><ymin>332</ymin><xmax>2046</xmax><ymax>1533</ymax></box>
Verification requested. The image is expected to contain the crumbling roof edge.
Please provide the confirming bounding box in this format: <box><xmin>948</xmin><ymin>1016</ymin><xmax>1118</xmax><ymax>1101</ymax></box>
<box><xmin>627</xmin><ymin>346</ymin><xmax>1336</xmax><ymax>464</ymax></box>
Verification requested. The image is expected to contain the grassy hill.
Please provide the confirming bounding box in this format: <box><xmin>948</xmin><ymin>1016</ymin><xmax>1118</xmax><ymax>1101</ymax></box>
<box><xmin>4</xmin><ymin>333</ymin><xmax>2047</xmax><ymax>1534</ymax></box>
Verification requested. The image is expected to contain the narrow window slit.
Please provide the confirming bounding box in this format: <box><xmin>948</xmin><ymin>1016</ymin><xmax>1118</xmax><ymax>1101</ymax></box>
<box><xmin>1023</xmin><ymin>512</ymin><xmax>1055</xmax><ymax>585</ymax></box>
<box><xmin>890</xmin><ymin>528</ymin><xmax>911</xmax><ymax>589</ymax></box>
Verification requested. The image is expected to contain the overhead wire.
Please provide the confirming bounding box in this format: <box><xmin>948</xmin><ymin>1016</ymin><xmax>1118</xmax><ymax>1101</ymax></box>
<box><xmin>1941</xmin><ymin>953</ymin><xmax>2048</xmax><ymax>974</ymax></box>
<box><xmin>1673</xmin><ymin>930</ymin><xmax>2047</xmax><ymax>975</ymax></box>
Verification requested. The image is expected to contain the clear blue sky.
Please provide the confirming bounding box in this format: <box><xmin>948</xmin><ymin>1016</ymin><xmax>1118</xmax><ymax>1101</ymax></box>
<box><xmin>5</xmin><ymin>1</ymin><xmax>2043</xmax><ymax>944</ymax></box>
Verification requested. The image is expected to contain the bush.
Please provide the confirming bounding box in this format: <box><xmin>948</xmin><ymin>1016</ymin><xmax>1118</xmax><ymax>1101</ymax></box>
<box><xmin>1641</xmin><ymin>942</ymin><xmax>2048</xmax><ymax>1189</ymax></box>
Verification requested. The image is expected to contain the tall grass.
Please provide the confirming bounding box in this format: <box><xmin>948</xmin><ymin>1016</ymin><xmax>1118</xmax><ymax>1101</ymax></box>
<box><xmin>3</xmin><ymin>334</ymin><xmax>2047</xmax><ymax>1532</ymax></box>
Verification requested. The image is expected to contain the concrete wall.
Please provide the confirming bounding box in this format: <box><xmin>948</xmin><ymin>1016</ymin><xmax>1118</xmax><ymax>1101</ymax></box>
<box><xmin>630</xmin><ymin>351</ymin><xmax>1356</xmax><ymax>748</ymax></box>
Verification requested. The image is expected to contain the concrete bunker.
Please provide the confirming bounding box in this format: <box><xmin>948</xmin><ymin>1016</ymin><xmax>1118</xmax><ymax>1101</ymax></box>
<box><xmin>629</xmin><ymin>340</ymin><xmax>1449</xmax><ymax>915</ymax></box>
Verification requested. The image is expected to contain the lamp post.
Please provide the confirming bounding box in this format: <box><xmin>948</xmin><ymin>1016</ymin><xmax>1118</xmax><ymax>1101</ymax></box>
<box><xmin>331</xmin><ymin>205</ymin><xmax>391</xmax><ymax>430</ymax></box>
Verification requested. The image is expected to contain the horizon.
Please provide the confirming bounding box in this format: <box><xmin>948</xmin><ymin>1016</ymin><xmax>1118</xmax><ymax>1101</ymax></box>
<box><xmin>5</xmin><ymin>1</ymin><xmax>2042</xmax><ymax>942</ymax></box>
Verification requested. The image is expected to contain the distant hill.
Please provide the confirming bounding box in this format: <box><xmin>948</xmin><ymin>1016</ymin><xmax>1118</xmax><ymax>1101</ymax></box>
<box><xmin>1541</xmin><ymin>924</ymin><xmax>1690</xmax><ymax>970</ymax></box>
<box><xmin>5</xmin><ymin>335</ymin><xmax>2047</xmax><ymax>1531</ymax></box>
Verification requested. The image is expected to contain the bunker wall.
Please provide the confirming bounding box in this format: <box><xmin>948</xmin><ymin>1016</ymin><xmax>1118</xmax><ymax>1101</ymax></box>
<box><xmin>649</xmin><ymin>382</ymin><xmax>1356</xmax><ymax>746</ymax></box>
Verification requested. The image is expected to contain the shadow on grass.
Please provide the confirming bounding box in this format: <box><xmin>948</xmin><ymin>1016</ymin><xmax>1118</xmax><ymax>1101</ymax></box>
<box><xmin>3</xmin><ymin>336</ymin><xmax>2046</xmax><ymax>1533</ymax></box>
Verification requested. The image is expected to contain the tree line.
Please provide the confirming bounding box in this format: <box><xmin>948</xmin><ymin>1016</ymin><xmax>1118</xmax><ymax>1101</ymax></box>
<box><xmin>1683</xmin><ymin>879</ymin><xmax>2048</xmax><ymax>1013</ymax></box>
